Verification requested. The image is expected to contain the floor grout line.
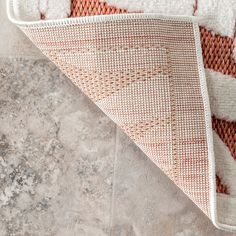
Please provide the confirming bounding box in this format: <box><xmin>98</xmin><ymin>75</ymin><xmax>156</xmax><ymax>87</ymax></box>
<box><xmin>109</xmin><ymin>125</ymin><xmax>119</xmax><ymax>236</ymax></box>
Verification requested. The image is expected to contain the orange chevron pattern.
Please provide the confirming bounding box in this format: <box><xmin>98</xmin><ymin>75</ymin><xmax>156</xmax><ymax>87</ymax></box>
<box><xmin>71</xmin><ymin>0</ymin><xmax>128</xmax><ymax>17</ymax></box>
<box><xmin>212</xmin><ymin>116</ymin><xmax>236</xmax><ymax>161</ymax></box>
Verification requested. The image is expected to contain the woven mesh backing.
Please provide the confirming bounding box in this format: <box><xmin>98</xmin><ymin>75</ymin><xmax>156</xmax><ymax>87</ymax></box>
<box><xmin>69</xmin><ymin>0</ymin><xmax>235</xmax><ymax>195</ymax></box>
<box><xmin>120</xmin><ymin>118</ymin><xmax>170</xmax><ymax>142</ymax></box>
<box><xmin>71</xmin><ymin>0</ymin><xmax>127</xmax><ymax>17</ymax></box>
<box><xmin>69</xmin><ymin>1</ymin><xmax>236</xmax><ymax>81</ymax></box>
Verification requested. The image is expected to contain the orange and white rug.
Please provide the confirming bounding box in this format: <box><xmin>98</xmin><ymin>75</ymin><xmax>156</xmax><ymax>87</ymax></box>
<box><xmin>7</xmin><ymin>0</ymin><xmax>236</xmax><ymax>231</ymax></box>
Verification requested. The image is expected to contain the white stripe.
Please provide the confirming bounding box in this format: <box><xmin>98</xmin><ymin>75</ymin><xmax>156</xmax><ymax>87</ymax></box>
<box><xmin>106</xmin><ymin>0</ymin><xmax>195</xmax><ymax>15</ymax></box>
<box><xmin>206</xmin><ymin>69</ymin><xmax>236</xmax><ymax>122</ymax></box>
<box><xmin>213</xmin><ymin>131</ymin><xmax>236</xmax><ymax>196</ymax></box>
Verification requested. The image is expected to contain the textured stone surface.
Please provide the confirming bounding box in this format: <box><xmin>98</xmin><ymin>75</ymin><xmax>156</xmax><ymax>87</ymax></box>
<box><xmin>1</xmin><ymin>2</ymin><xmax>236</xmax><ymax>236</ymax></box>
<box><xmin>0</xmin><ymin>59</ymin><xmax>116</xmax><ymax>235</ymax></box>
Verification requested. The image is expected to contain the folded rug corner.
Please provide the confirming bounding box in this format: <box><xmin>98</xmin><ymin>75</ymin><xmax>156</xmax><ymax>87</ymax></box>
<box><xmin>7</xmin><ymin>0</ymin><xmax>236</xmax><ymax>232</ymax></box>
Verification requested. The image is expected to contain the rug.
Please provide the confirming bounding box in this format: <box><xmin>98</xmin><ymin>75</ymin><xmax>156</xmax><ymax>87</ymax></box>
<box><xmin>7</xmin><ymin>0</ymin><xmax>236</xmax><ymax>231</ymax></box>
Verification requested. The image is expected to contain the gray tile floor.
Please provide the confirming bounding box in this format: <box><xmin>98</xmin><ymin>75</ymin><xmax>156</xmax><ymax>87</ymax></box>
<box><xmin>0</xmin><ymin>1</ymin><xmax>235</xmax><ymax>236</ymax></box>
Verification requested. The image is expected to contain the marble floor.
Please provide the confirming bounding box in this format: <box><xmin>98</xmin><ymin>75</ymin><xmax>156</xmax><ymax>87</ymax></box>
<box><xmin>0</xmin><ymin>1</ymin><xmax>235</xmax><ymax>236</ymax></box>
